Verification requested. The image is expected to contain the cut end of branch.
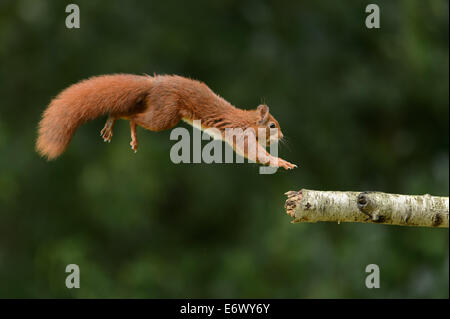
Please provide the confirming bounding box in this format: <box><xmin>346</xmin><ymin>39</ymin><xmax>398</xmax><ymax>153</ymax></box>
<box><xmin>284</xmin><ymin>190</ymin><xmax>303</xmax><ymax>218</ymax></box>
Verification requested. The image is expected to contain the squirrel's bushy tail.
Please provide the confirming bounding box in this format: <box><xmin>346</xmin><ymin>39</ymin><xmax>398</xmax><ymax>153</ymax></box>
<box><xmin>36</xmin><ymin>74</ymin><xmax>152</xmax><ymax>160</ymax></box>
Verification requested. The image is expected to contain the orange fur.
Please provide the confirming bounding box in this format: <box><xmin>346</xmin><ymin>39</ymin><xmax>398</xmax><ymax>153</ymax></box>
<box><xmin>36</xmin><ymin>73</ymin><xmax>296</xmax><ymax>169</ymax></box>
<box><xmin>36</xmin><ymin>74</ymin><xmax>151</xmax><ymax>159</ymax></box>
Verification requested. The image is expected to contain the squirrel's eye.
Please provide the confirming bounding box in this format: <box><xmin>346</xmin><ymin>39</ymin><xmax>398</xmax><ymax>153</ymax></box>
<box><xmin>269</xmin><ymin>123</ymin><xmax>276</xmax><ymax>129</ymax></box>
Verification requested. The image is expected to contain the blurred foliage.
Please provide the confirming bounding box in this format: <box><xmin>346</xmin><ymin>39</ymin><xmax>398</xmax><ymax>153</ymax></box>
<box><xmin>0</xmin><ymin>0</ymin><xmax>448</xmax><ymax>298</ymax></box>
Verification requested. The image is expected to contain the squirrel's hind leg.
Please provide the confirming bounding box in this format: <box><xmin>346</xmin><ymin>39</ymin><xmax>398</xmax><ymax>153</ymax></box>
<box><xmin>130</xmin><ymin>119</ymin><xmax>138</xmax><ymax>153</ymax></box>
<box><xmin>100</xmin><ymin>116</ymin><xmax>116</xmax><ymax>143</ymax></box>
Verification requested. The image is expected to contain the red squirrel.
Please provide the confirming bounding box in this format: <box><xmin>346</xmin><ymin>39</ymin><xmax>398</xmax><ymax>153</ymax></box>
<box><xmin>36</xmin><ymin>74</ymin><xmax>296</xmax><ymax>169</ymax></box>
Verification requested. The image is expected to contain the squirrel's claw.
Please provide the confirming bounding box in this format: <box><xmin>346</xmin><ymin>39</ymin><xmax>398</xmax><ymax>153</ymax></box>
<box><xmin>100</xmin><ymin>127</ymin><xmax>113</xmax><ymax>143</ymax></box>
<box><xmin>275</xmin><ymin>158</ymin><xmax>297</xmax><ymax>170</ymax></box>
<box><xmin>130</xmin><ymin>140</ymin><xmax>138</xmax><ymax>153</ymax></box>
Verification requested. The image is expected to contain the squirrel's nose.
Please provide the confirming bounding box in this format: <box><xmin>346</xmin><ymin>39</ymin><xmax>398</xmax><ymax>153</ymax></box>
<box><xmin>279</xmin><ymin>132</ymin><xmax>284</xmax><ymax>139</ymax></box>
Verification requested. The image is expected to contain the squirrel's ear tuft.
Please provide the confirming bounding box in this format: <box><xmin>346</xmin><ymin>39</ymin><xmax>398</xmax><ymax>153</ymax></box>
<box><xmin>257</xmin><ymin>104</ymin><xmax>269</xmax><ymax>124</ymax></box>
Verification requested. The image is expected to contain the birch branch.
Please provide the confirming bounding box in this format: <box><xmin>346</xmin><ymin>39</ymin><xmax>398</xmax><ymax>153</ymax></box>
<box><xmin>284</xmin><ymin>189</ymin><xmax>449</xmax><ymax>228</ymax></box>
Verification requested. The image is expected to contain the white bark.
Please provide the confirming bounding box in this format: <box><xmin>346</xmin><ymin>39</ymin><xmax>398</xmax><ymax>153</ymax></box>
<box><xmin>284</xmin><ymin>189</ymin><xmax>449</xmax><ymax>228</ymax></box>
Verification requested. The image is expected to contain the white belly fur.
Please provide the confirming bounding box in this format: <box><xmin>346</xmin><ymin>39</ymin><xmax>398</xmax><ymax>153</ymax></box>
<box><xmin>182</xmin><ymin>118</ymin><xmax>225</xmax><ymax>141</ymax></box>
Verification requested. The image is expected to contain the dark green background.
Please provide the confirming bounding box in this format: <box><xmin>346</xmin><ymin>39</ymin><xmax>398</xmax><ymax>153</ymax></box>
<box><xmin>0</xmin><ymin>0</ymin><xmax>448</xmax><ymax>298</ymax></box>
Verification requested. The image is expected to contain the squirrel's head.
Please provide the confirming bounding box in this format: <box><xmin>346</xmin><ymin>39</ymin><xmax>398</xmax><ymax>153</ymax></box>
<box><xmin>254</xmin><ymin>104</ymin><xmax>283</xmax><ymax>145</ymax></box>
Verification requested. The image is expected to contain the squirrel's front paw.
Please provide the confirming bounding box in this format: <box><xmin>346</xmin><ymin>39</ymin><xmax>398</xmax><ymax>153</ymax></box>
<box><xmin>274</xmin><ymin>158</ymin><xmax>297</xmax><ymax>170</ymax></box>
